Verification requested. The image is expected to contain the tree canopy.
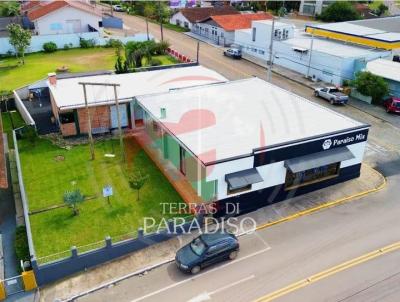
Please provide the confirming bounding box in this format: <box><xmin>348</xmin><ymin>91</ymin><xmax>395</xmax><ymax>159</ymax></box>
<box><xmin>319</xmin><ymin>2</ymin><xmax>361</xmax><ymax>22</ymax></box>
<box><xmin>352</xmin><ymin>71</ymin><xmax>389</xmax><ymax>105</ymax></box>
<box><xmin>7</xmin><ymin>23</ymin><xmax>31</xmax><ymax>64</ymax></box>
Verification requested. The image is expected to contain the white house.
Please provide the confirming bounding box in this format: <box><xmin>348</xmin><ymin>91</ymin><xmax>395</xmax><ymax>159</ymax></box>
<box><xmin>192</xmin><ymin>13</ymin><xmax>272</xmax><ymax>46</ymax></box>
<box><xmin>27</xmin><ymin>0</ymin><xmax>103</xmax><ymax>35</ymax></box>
<box><xmin>299</xmin><ymin>0</ymin><xmax>331</xmax><ymax>16</ymax></box>
<box><xmin>235</xmin><ymin>20</ymin><xmax>391</xmax><ymax>85</ymax></box>
<box><xmin>136</xmin><ymin>77</ymin><xmax>370</xmax><ymax>215</ymax></box>
<box><xmin>169</xmin><ymin>6</ymin><xmax>239</xmax><ymax>30</ymax></box>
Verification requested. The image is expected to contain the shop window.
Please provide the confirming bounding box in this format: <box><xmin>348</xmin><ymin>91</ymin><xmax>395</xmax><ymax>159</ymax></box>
<box><xmin>227</xmin><ymin>184</ymin><xmax>252</xmax><ymax>195</ymax></box>
<box><xmin>285</xmin><ymin>163</ymin><xmax>340</xmax><ymax>190</ymax></box>
<box><xmin>59</xmin><ymin>111</ymin><xmax>75</xmax><ymax>124</ymax></box>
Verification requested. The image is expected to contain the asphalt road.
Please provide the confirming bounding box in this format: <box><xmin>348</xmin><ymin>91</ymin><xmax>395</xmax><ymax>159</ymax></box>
<box><xmin>76</xmin><ymin>13</ymin><xmax>400</xmax><ymax>302</ymax></box>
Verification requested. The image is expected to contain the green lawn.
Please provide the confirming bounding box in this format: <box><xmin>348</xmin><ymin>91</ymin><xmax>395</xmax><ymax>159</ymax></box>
<box><xmin>0</xmin><ymin>48</ymin><xmax>117</xmax><ymax>91</ymax></box>
<box><xmin>0</xmin><ymin>48</ymin><xmax>180</xmax><ymax>91</ymax></box>
<box><xmin>1</xmin><ymin>111</ymin><xmax>25</xmax><ymax>148</ymax></box>
<box><xmin>19</xmin><ymin>137</ymin><xmax>185</xmax><ymax>259</ymax></box>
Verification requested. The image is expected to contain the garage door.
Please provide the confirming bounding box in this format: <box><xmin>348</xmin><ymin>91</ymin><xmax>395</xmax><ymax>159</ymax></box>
<box><xmin>110</xmin><ymin>104</ymin><xmax>128</xmax><ymax>128</ymax></box>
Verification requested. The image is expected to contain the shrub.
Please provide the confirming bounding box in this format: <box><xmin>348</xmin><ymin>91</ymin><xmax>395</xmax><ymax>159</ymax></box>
<box><xmin>105</xmin><ymin>38</ymin><xmax>124</xmax><ymax>49</ymax></box>
<box><xmin>42</xmin><ymin>41</ymin><xmax>57</xmax><ymax>53</ymax></box>
<box><xmin>154</xmin><ymin>41</ymin><xmax>170</xmax><ymax>55</ymax></box>
<box><xmin>150</xmin><ymin>58</ymin><xmax>162</xmax><ymax>66</ymax></box>
<box><xmin>352</xmin><ymin>71</ymin><xmax>389</xmax><ymax>105</ymax></box>
<box><xmin>79</xmin><ymin>38</ymin><xmax>96</xmax><ymax>48</ymax></box>
<box><xmin>63</xmin><ymin>43</ymin><xmax>73</xmax><ymax>50</ymax></box>
<box><xmin>15</xmin><ymin>226</ymin><xmax>30</xmax><ymax>272</ymax></box>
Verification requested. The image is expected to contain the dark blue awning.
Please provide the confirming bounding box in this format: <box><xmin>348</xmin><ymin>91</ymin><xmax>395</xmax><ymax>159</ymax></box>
<box><xmin>225</xmin><ymin>168</ymin><xmax>263</xmax><ymax>190</ymax></box>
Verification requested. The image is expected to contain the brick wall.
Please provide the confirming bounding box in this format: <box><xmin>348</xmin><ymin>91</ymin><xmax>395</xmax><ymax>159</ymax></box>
<box><xmin>60</xmin><ymin>122</ymin><xmax>77</xmax><ymax>136</ymax></box>
<box><xmin>77</xmin><ymin>106</ymin><xmax>111</xmax><ymax>134</ymax></box>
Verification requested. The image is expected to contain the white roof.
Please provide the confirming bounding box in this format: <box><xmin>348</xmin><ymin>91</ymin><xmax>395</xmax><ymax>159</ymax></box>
<box><xmin>282</xmin><ymin>31</ymin><xmax>385</xmax><ymax>58</ymax></box>
<box><xmin>49</xmin><ymin>66</ymin><xmax>228</xmax><ymax>110</ymax></box>
<box><xmin>366</xmin><ymin>59</ymin><xmax>400</xmax><ymax>82</ymax></box>
<box><xmin>312</xmin><ymin>23</ymin><xmax>385</xmax><ymax>36</ymax></box>
<box><xmin>137</xmin><ymin>78</ymin><xmax>366</xmax><ymax>164</ymax></box>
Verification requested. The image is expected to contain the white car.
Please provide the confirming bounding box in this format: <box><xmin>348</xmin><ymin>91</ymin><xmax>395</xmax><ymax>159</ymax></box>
<box><xmin>314</xmin><ymin>87</ymin><xmax>349</xmax><ymax>105</ymax></box>
<box><xmin>112</xmin><ymin>5</ymin><xmax>125</xmax><ymax>12</ymax></box>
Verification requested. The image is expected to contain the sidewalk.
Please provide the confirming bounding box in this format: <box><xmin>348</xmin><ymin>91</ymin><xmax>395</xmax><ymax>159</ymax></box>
<box><xmin>39</xmin><ymin>164</ymin><xmax>385</xmax><ymax>302</ymax></box>
<box><xmin>184</xmin><ymin>32</ymin><xmax>225</xmax><ymax>49</ymax></box>
<box><xmin>243</xmin><ymin>53</ymin><xmax>400</xmax><ymax>128</ymax></box>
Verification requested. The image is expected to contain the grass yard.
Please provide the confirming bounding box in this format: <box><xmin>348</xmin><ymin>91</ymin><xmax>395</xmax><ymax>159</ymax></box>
<box><xmin>0</xmin><ymin>47</ymin><xmax>180</xmax><ymax>91</ymax></box>
<box><xmin>1</xmin><ymin>111</ymin><xmax>25</xmax><ymax>148</ymax></box>
<box><xmin>19</xmin><ymin>136</ymin><xmax>185</xmax><ymax>258</ymax></box>
<box><xmin>0</xmin><ymin>48</ymin><xmax>117</xmax><ymax>91</ymax></box>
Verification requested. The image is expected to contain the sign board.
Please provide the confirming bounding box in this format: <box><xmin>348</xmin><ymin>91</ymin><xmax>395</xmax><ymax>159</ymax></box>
<box><xmin>103</xmin><ymin>185</ymin><xmax>113</xmax><ymax>198</ymax></box>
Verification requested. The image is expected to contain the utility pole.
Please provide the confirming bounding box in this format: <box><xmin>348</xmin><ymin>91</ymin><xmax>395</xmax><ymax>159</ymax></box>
<box><xmin>267</xmin><ymin>17</ymin><xmax>275</xmax><ymax>82</ymax></box>
<box><xmin>113</xmin><ymin>85</ymin><xmax>126</xmax><ymax>163</ymax></box>
<box><xmin>196</xmin><ymin>41</ymin><xmax>200</xmax><ymax>64</ymax></box>
<box><xmin>146</xmin><ymin>17</ymin><xmax>149</xmax><ymax>41</ymax></box>
<box><xmin>306</xmin><ymin>29</ymin><xmax>315</xmax><ymax>79</ymax></box>
<box><xmin>79</xmin><ymin>83</ymin><xmax>95</xmax><ymax>160</ymax></box>
<box><xmin>158</xmin><ymin>1</ymin><xmax>164</xmax><ymax>42</ymax></box>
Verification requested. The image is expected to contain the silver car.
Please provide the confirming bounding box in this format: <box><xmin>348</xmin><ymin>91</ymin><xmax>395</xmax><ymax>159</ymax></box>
<box><xmin>314</xmin><ymin>87</ymin><xmax>348</xmax><ymax>105</ymax></box>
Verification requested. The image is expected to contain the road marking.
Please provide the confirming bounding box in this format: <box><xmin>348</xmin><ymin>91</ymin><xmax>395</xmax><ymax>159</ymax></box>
<box><xmin>253</xmin><ymin>241</ymin><xmax>400</xmax><ymax>302</ymax></box>
<box><xmin>209</xmin><ymin>274</ymin><xmax>255</xmax><ymax>296</ymax></box>
<box><xmin>256</xmin><ymin>165</ymin><xmax>386</xmax><ymax>231</ymax></box>
<box><xmin>188</xmin><ymin>275</ymin><xmax>255</xmax><ymax>302</ymax></box>
<box><xmin>130</xmin><ymin>248</ymin><xmax>270</xmax><ymax>302</ymax></box>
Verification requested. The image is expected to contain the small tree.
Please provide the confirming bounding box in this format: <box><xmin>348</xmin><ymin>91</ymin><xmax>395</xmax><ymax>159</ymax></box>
<box><xmin>7</xmin><ymin>23</ymin><xmax>31</xmax><ymax>65</ymax></box>
<box><xmin>319</xmin><ymin>2</ymin><xmax>361</xmax><ymax>22</ymax></box>
<box><xmin>376</xmin><ymin>3</ymin><xmax>388</xmax><ymax>16</ymax></box>
<box><xmin>352</xmin><ymin>71</ymin><xmax>389</xmax><ymax>105</ymax></box>
<box><xmin>128</xmin><ymin>171</ymin><xmax>149</xmax><ymax>201</ymax></box>
<box><xmin>63</xmin><ymin>189</ymin><xmax>85</xmax><ymax>216</ymax></box>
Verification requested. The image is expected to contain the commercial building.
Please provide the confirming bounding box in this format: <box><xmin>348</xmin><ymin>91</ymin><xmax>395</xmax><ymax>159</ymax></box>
<box><xmin>47</xmin><ymin>66</ymin><xmax>227</xmax><ymax>137</ymax></box>
<box><xmin>306</xmin><ymin>16</ymin><xmax>400</xmax><ymax>50</ymax></box>
<box><xmin>235</xmin><ymin>20</ymin><xmax>390</xmax><ymax>85</ymax></box>
<box><xmin>136</xmin><ymin>77</ymin><xmax>369</xmax><ymax>215</ymax></box>
<box><xmin>365</xmin><ymin>58</ymin><xmax>400</xmax><ymax>97</ymax></box>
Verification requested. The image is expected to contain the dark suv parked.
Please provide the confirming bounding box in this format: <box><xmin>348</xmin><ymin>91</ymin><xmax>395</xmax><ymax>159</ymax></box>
<box><xmin>175</xmin><ymin>231</ymin><xmax>239</xmax><ymax>274</ymax></box>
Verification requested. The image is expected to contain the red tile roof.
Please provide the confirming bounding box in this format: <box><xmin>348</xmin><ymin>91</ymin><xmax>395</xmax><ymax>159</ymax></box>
<box><xmin>179</xmin><ymin>6</ymin><xmax>239</xmax><ymax>23</ymax></box>
<box><xmin>27</xmin><ymin>0</ymin><xmax>102</xmax><ymax>21</ymax></box>
<box><xmin>210</xmin><ymin>13</ymin><xmax>273</xmax><ymax>31</ymax></box>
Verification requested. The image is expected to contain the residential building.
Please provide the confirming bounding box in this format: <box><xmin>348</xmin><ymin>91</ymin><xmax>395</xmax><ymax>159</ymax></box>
<box><xmin>235</xmin><ymin>20</ymin><xmax>391</xmax><ymax>85</ymax></box>
<box><xmin>192</xmin><ymin>12</ymin><xmax>272</xmax><ymax>46</ymax></box>
<box><xmin>306</xmin><ymin>16</ymin><xmax>400</xmax><ymax>50</ymax></box>
<box><xmin>169</xmin><ymin>6</ymin><xmax>239</xmax><ymax>30</ymax></box>
<box><xmin>299</xmin><ymin>0</ymin><xmax>332</xmax><ymax>16</ymax></box>
<box><xmin>136</xmin><ymin>77</ymin><xmax>369</xmax><ymax>214</ymax></box>
<box><xmin>47</xmin><ymin>66</ymin><xmax>227</xmax><ymax>137</ymax></box>
<box><xmin>25</xmin><ymin>0</ymin><xmax>103</xmax><ymax>35</ymax></box>
<box><xmin>365</xmin><ymin>58</ymin><xmax>400</xmax><ymax>97</ymax></box>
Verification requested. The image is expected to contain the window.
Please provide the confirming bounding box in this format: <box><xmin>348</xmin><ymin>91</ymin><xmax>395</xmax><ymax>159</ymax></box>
<box><xmin>59</xmin><ymin>111</ymin><xmax>75</xmax><ymax>124</ymax></box>
<box><xmin>227</xmin><ymin>183</ymin><xmax>252</xmax><ymax>195</ymax></box>
<box><xmin>152</xmin><ymin>120</ymin><xmax>159</xmax><ymax>132</ymax></box>
<box><xmin>176</xmin><ymin>19</ymin><xmax>181</xmax><ymax>26</ymax></box>
<box><xmin>179</xmin><ymin>146</ymin><xmax>186</xmax><ymax>175</ymax></box>
<box><xmin>285</xmin><ymin>163</ymin><xmax>340</xmax><ymax>190</ymax></box>
<box><xmin>252</xmin><ymin>27</ymin><xmax>256</xmax><ymax>42</ymax></box>
<box><xmin>184</xmin><ymin>21</ymin><xmax>189</xmax><ymax>28</ymax></box>
<box><xmin>258</xmin><ymin>50</ymin><xmax>265</xmax><ymax>55</ymax></box>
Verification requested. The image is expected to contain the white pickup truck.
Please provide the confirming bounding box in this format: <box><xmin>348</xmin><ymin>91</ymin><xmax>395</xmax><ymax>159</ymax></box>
<box><xmin>314</xmin><ymin>87</ymin><xmax>349</xmax><ymax>105</ymax></box>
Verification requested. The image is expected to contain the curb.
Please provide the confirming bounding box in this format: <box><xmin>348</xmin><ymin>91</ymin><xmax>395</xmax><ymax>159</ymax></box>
<box><xmin>256</xmin><ymin>165</ymin><xmax>386</xmax><ymax>231</ymax></box>
<box><xmin>61</xmin><ymin>257</ymin><xmax>175</xmax><ymax>302</ymax></box>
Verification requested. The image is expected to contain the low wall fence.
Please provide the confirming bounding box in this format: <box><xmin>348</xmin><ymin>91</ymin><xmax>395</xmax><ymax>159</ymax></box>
<box><xmin>12</xmin><ymin>91</ymin><xmax>35</xmax><ymax>127</ymax></box>
<box><xmin>167</xmin><ymin>47</ymin><xmax>195</xmax><ymax>63</ymax></box>
<box><xmin>0</xmin><ymin>32</ymin><xmax>152</xmax><ymax>54</ymax></box>
<box><xmin>31</xmin><ymin>215</ymin><xmax>201</xmax><ymax>286</ymax></box>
